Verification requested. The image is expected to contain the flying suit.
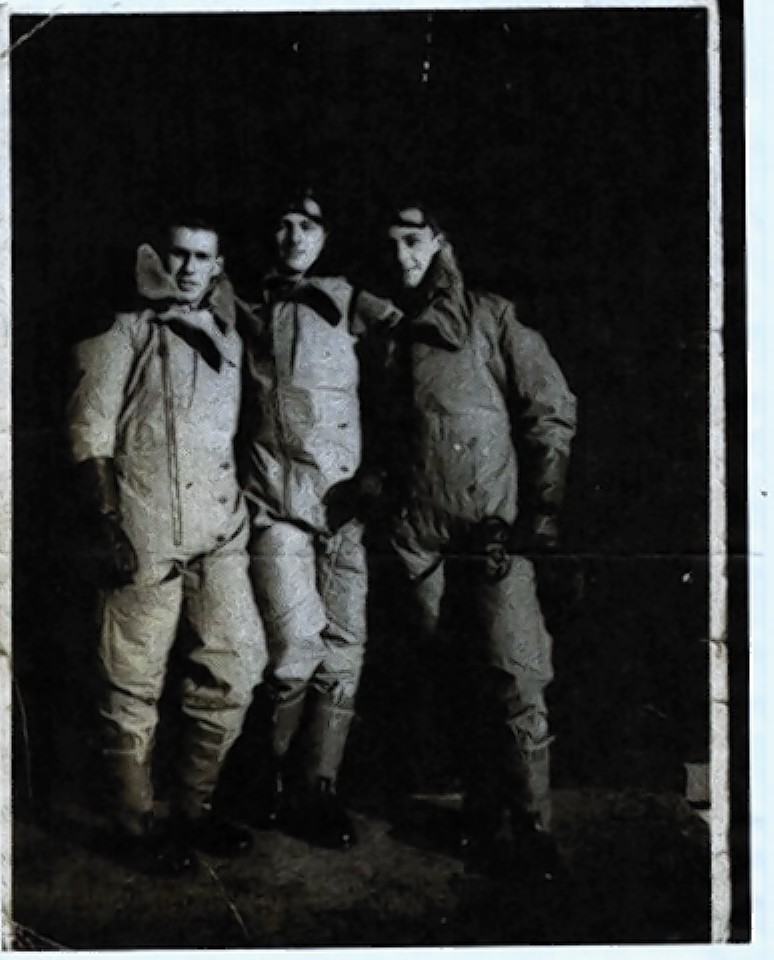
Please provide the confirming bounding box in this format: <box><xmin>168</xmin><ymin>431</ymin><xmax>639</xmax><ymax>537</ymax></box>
<box><xmin>391</xmin><ymin>262</ymin><xmax>577</xmax><ymax>830</ymax></box>
<box><xmin>240</xmin><ymin>274</ymin><xmax>399</xmax><ymax>784</ymax></box>
<box><xmin>67</xmin><ymin>259</ymin><xmax>268</xmax><ymax>831</ymax></box>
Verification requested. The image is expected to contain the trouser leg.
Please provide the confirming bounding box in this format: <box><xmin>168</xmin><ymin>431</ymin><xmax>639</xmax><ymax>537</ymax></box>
<box><xmin>249</xmin><ymin>522</ymin><xmax>327</xmax><ymax>821</ymax></box>
<box><xmin>474</xmin><ymin>554</ymin><xmax>555</xmax><ymax>831</ymax></box>
<box><xmin>269</xmin><ymin>677</ymin><xmax>309</xmax><ymax>760</ymax></box>
<box><xmin>175</xmin><ymin>541</ymin><xmax>268</xmax><ymax>821</ymax></box>
<box><xmin>297</xmin><ymin>521</ymin><xmax>367</xmax><ymax>850</ymax></box>
<box><xmin>249</xmin><ymin>521</ymin><xmax>328</xmax><ymax>679</ymax></box>
<box><xmin>98</xmin><ymin>573</ymin><xmax>183</xmax><ymax>834</ymax></box>
<box><xmin>306</xmin><ymin>520</ymin><xmax>368</xmax><ymax>783</ymax></box>
<box><xmin>387</xmin><ymin>550</ymin><xmax>448</xmax><ymax>793</ymax></box>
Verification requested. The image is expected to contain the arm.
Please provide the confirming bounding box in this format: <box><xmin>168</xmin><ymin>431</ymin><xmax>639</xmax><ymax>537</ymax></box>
<box><xmin>67</xmin><ymin>315</ymin><xmax>140</xmax><ymax>585</ymax></box>
<box><xmin>67</xmin><ymin>313</ymin><xmax>138</xmax><ymax>464</ymax></box>
<box><xmin>500</xmin><ymin>304</ymin><xmax>578</xmax><ymax>551</ymax></box>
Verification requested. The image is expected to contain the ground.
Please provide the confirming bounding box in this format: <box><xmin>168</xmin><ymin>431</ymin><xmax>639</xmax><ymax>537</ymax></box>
<box><xmin>11</xmin><ymin>774</ymin><xmax>712</xmax><ymax>950</ymax></box>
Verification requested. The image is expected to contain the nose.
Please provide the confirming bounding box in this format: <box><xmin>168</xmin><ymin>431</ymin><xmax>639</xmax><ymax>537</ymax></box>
<box><xmin>181</xmin><ymin>253</ymin><xmax>197</xmax><ymax>274</ymax></box>
<box><xmin>397</xmin><ymin>243</ymin><xmax>415</xmax><ymax>269</ymax></box>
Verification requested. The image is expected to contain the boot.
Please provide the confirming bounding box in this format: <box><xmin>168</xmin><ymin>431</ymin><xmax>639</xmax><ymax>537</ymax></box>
<box><xmin>176</xmin><ymin>808</ymin><xmax>253</xmax><ymax>859</ymax></box>
<box><xmin>175</xmin><ymin>717</ymin><xmax>253</xmax><ymax>859</ymax></box>
<box><xmin>522</xmin><ymin>740</ymin><xmax>552</xmax><ymax>832</ymax></box>
<box><xmin>298</xmin><ymin>695</ymin><xmax>357</xmax><ymax>849</ymax></box>
<box><xmin>505</xmin><ymin>741</ymin><xmax>564</xmax><ymax>882</ymax></box>
<box><xmin>301</xmin><ymin>776</ymin><xmax>357</xmax><ymax>850</ymax></box>
<box><xmin>459</xmin><ymin>762</ymin><xmax>510</xmax><ymax>871</ymax></box>
<box><xmin>109</xmin><ymin>810</ymin><xmax>198</xmax><ymax>877</ymax></box>
<box><xmin>101</xmin><ymin>734</ymin><xmax>155</xmax><ymax>838</ymax></box>
<box><xmin>254</xmin><ymin>681</ymin><xmax>308</xmax><ymax>829</ymax></box>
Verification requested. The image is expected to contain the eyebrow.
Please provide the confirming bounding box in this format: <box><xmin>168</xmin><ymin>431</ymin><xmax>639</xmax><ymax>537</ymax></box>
<box><xmin>170</xmin><ymin>246</ymin><xmax>217</xmax><ymax>258</ymax></box>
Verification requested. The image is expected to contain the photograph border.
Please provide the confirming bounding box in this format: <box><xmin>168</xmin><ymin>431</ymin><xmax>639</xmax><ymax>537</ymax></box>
<box><xmin>0</xmin><ymin>1</ymin><xmax>763</xmax><ymax>955</ymax></box>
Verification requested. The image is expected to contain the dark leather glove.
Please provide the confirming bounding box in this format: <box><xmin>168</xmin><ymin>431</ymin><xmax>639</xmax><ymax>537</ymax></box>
<box><xmin>530</xmin><ymin>512</ymin><xmax>561</xmax><ymax>555</ymax></box>
<box><xmin>523</xmin><ymin>448</ymin><xmax>570</xmax><ymax>554</ymax></box>
<box><xmin>323</xmin><ymin>472</ymin><xmax>385</xmax><ymax>534</ymax></box>
<box><xmin>471</xmin><ymin>517</ymin><xmax>513</xmax><ymax>583</ymax></box>
<box><xmin>74</xmin><ymin>457</ymin><xmax>138</xmax><ymax>588</ymax></box>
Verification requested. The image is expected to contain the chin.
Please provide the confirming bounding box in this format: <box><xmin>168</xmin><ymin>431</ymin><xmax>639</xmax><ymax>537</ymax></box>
<box><xmin>178</xmin><ymin>290</ymin><xmax>202</xmax><ymax>303</ymax></box>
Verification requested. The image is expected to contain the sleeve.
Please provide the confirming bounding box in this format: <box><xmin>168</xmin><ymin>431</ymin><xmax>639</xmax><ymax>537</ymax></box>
<box><xmin>66</xmin><ymin>313</ymin><xmax>138</xmax><ymax>463</ymax></box>
<box><xmin>500</xmin><ymin>302</ymin><xmax>577</xmax><ymax>458</ymax></box>
<box><xmin>350</xmin><ymin>288</ymin><xmax>402</xmax><ymax>336</ymax></box>
<box><xmin>410</xmin><ymin>290</ymin><xmax>469</xmax><ymax>350</ymax></box>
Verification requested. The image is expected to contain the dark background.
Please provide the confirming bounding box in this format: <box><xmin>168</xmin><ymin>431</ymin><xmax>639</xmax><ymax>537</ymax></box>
<box><xmin>10</xmin><ymin>2</ymin><xmax>746</xmax><ymax>923</ymax></box>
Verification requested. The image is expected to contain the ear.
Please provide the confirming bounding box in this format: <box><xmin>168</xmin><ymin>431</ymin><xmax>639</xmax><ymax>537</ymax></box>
<box><xmin>213</xmin><ymin>256</ymin><xmax>225</xmax><ymax>277</ymax></box>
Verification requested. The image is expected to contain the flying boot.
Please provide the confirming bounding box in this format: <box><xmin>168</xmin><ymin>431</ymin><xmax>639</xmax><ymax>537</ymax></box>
<box><xmin>102</xmin><ymin>730</ymin><xmax>195</xmax><ymax>876</ymax></box>
<box><xmin>252</xmin><ymin>678</ymin><xmax>308</xmax><ymax>828</ymax></box>
<box><xmin>172</xmin><ymin>715</ymin><xmax>253</xmax><ymax>859</ymax></box>
<box><xmin>501</xmin><ymin>732</ymin><xmax>564</xmax><ymax>883</ymax></box>
<box><xmin>297</xmin><ymin>689</ymin><xmax>357</xmax><ymax>850</ymax></box>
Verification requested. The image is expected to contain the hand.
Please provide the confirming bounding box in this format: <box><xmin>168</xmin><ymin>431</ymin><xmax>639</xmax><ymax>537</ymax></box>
<box><xmin>82</xmin><ymin>514</ymin><xmax>139</xmax><ymax>588</ymax></box>
<box><xmin>323</xmin><ymin>472</ymin><xmax>384</xmax><ymax>534</ymax></box>
<box><xmin>472</xmin><ymin>517</ymin><xmax>513</xmax><ymax>583</ymax></box>
<box><xmin>531</xmin><ymin>513</ymin><xmax>560</xmax><ymax>554</ymax></box>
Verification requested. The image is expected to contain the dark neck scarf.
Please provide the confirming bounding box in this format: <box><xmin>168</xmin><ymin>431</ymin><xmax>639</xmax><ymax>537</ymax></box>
<box><xmin>264</xmin><ymin>274</ymin><xmax>343</xmax><ymax>328</ymax></box>
<box><xmin>136</xmin><ymin>243</ymin><xmax>238</xmax><ymax>370</ymax></box>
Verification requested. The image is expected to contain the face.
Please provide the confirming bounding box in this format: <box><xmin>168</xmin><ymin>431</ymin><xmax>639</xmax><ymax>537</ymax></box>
<box><xmin>166</xmin><ymin>226</ymin><xmax>223</xmax><ymax>304</ymax></box>
<box><xmin>275</xmin><ymin>213</ymin><xmax>327</xmax><ymax>275</ymax></box>
<box><xmin>388</xmin><ymin>209</ymin><xmax>442</xmax><ymax>288</ymax></box>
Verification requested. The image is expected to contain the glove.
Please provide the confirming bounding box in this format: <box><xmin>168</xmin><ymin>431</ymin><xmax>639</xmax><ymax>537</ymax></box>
<box><xmin>530</xmin><ymin>512</ymin><xmax>561</xmax><ymax>555</ymax></box>
<box><xmin>471</xmin><ymin>517</ymin><xmax>513</xmax><ymax>583</ymax></box>
<box><xmin>323</xmin><ymin>472</ymin><xmax>385</xmax><ymax>534</ymax></box>
<box><xmin>525</xmin><ymin>448</ymin><xmax>570</xmax><ymax>554</ymax></box>
<box><xmin>74</xmin><ymin>457</ymin><xmax>138</xmax><ymax>588</ymax></box>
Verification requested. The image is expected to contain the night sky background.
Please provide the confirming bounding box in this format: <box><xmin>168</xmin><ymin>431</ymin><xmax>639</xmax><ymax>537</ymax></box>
<box><xmin>10</xmin><ymin>2</ymin><xmax>746</xmax><ymax>895</ymax></box>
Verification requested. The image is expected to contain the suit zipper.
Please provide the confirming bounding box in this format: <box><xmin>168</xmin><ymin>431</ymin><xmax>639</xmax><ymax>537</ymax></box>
<box><xmin>272</xmin><ymin>299</ymin><xmax>294</xmax><ymax>513</ymax></box>
<box><xmin>160</xmin><ymin>327</ymin><xmax>183</xmax><ymax>546</ymax></box>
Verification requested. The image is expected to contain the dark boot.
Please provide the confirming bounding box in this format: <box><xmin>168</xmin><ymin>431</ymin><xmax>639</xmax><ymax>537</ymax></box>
<box><xmin>522</xmin><ymin>740</ymin><xmax>552</xmax><ymax>832</ymax></box>
<box><xmin>459</xmin><ymin>771</ymin><xmax>510</xmax><ymax>873</ymax></box>
<box><xmin>302</xmin><ymin>776</ymin><xmax>357</xmax><ymax>850</ymax></box>
<box><xmin>175</xmin><ymin>718</ymin><xmax>253</xmax><ymax>858</ymax></box>
<box><xmin>298</xmin><ymin>695</ymin><xmax>357</xmax><ymax>849</ymax></box>
<box><xmin>506</xmin><ymin>741</ymin><xmax>564</xmax><ymax>881</ymax></box>
<box><xmin>254</xmin><ymin>681</ymin><xmax>308</xmax><ymax>829</ymax></box>
<box><xmin>177</xmin><ymin>809</ymin><xmax>253</xmax><ymax>859</ymax></box>
<box><xmin>101</xmin><ymin>733</ymin><xmax>198</xmax><ymax>875</ymax></box>
<box><xmin>110</xmin><ymin>812</ymin><xmax>197</xmax><ymax>877</ymax></box>
<box><xmin>101</xmin><ymin>734</ymin><xmax>155</xmax><ymax>838</ymax></box>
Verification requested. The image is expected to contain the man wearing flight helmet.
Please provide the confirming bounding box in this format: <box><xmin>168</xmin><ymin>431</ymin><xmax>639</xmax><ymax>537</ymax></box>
<box><xmin>239</xmin><ymin>188</ymin><xmax>400</xmax><ymax>849</ymax></box>
<box><xmin>384</xmin><ymin>202</ymin><xmax>577</xmax><ymax>875</ymax></box>
<box><xmin>67</xmin><ymin>212</ymin><xmax>268</xmax><ymax>874</ymax></box>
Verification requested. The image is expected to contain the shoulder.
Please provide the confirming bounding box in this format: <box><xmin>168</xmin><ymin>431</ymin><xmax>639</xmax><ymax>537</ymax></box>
<box><xmin>111</xmin><ymin>308</ymin><xmax>158</xmax><ymax>341</ymax></box>
<box><xmin>469</xmin><ymin>290</ymin><xmax>520</xmax><ymax>335</ymax></box>
<box><xmin>308</xmin><ymin>275</ymin><xmax>354</xmax><ymax>302</ymax></box>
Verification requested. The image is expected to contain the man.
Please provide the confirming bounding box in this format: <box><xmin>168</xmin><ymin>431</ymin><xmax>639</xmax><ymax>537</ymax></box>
<box><xmin>67</xmin><ymin>214</ymin><xmax>268</xmax><ymax>874</ymax></box>
<box><xmin>384</xmin><ymin>203</ymin><xmax>577</xmax><ymax>875</ymax></box>
<box><xmin>239</xmin><ymin>188</ymin><xmax>400</xmax><ymax>850</ymax></box>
